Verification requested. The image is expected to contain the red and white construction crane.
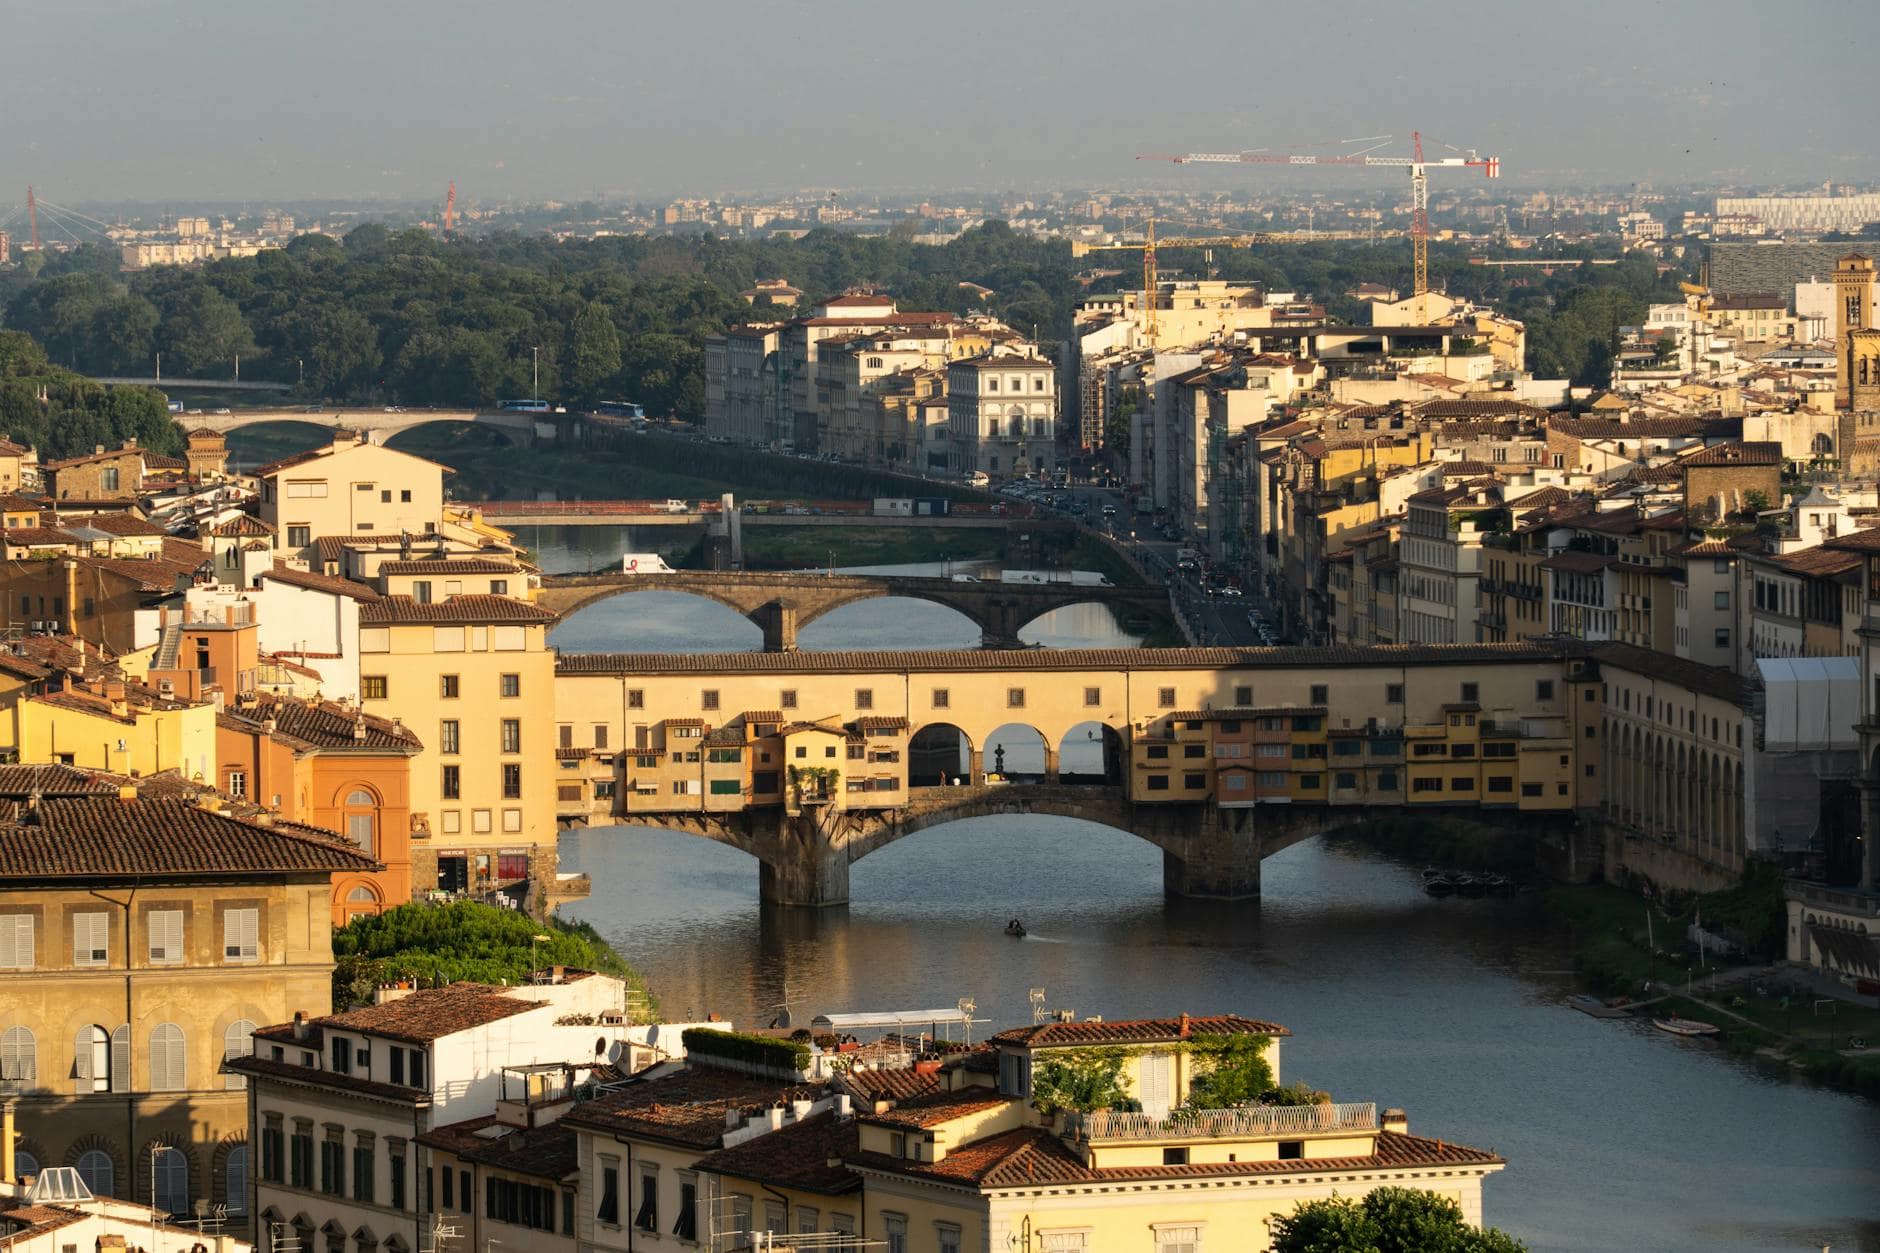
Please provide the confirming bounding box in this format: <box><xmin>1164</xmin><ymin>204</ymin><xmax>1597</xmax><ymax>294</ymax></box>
<box><xmin>1138</xmin><ymin>133</ymin><xmax>1501</xmax><ymax>297</ymax></box>
<box><xmin>25</xmin><ymin>186</ymin><xmax>40</xmax><ymax>252</ymax></box>
<box><xmin>443</xmin><ymin>181</ymin><xmax>457</xmax><ymax>236</ymax></box>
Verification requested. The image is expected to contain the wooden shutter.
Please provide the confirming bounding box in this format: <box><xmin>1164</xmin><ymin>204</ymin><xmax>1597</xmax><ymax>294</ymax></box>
<box><xmin>74</xmin><ymin>1024</ymin><xmax>94</xmax><ymax>1085</ymax></box>
<box><xmin>241</xmin><ymin>909</ymin><xmax>259</xmax><ymax>959</ymax></box>
<box><xmin>224</xmin><ymin>909</ymin><xmax>257</xmax><ymax>960</ymax></box>
<box><xmin>110</xmin><ymin>1024</ymin><xmax>130</xmax><ymax>1092</ymax></box>
<box><xmin>0</xmin><ymin>915</ymin><xmax>30</xmax><ymax>968</ymax></box>
<box><xmin>152</xmin><ymin>1024</ymin><xmax>185</xmax><ymax>1091</ymax></box>
<box><xmin>75</xmin><ymin>912</ymin><xmax>108</xmax><ymax>965</ymax></box>
<box><xmin>150</xmin><ymin>910</ymin><xmax>182</xmax><ymax>963</ymax></box>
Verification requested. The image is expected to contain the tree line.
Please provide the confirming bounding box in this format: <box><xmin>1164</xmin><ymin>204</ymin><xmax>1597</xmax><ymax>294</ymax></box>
<box><xmin>0</xmin><ymin>329</ymin><xmax>183</xmax><ymax>461</ymax></box>
<box><xmin>0</xmin><ymin>222</ymin><xmax>1681</xmax><ymax>420</ymax></box>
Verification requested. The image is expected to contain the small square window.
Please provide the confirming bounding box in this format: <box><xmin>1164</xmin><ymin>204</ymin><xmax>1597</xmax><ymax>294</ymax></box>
<box><xmin>1536</xmin><ymin>680</ymin><xmax>1555</xmax><ymax>701</ymax></box>
<box><xmin>1007</xmin><ymin>688</ymin><xmax>1026</xmax><ymax>708</ymax></box>
<box><xmin>439</xmin><ymin>674</ymin><xmax>459</xmax><ymax>699</ymax></box>
<box><xmin>626</xmin><ymin>689</ymin><xmax>644</xmax><ymax>708</ymax></box>
<box><xmin>362</xmin><ymin>675</ymin><xmax>387</xmax><ymax>700</ymax></box>
<box><xmin>932</xmin><ymin>688</ymin><xmax>950</xmax><ymax>709</ymax></box>
<box><xmin>500</xmin><ymin>673</ymin><xmax>521</xmax><ymax>698</ymax></box>
<box><xmin>1234</xmin><ymin>685</ymin><xmax>1252</xmax><ymax>705</ymax></box>
<box><xmin>701</xmin><ymin>690</ymin><xmax>720</xmax><ymax>711</ymax></box>
<box><xmin>854</xmin><ymin>689</ymin><xmax>874</xmax><ymax>710</ymax></box>
<box><xmin>1158</xmin><ymin>687</ymin><xmax>1176</xmax><ymax>708</ymax></box>
<box><xmin>1084</xmin><ymin>687</ymin><xmax>1101</xmax><ymax>707</ymax></box>
<box><xmin>1386</xmin><ymin>683</ymin><xmax>1404</xmax><ymax>703</ymax></box>
<box><xmin>1310</xmin><ymin>684</ymin><xmax>1328</xmax><ymax>705</ymax></box>
<box><xmin>781</xmin><ymin>689</ymin><xmax>798</xmax><ymax>709</ymax></box>
<box><xmin>1461</xmin><ymin>682</ymin><xmax>1479</xmax><ymax>703</ymax></box>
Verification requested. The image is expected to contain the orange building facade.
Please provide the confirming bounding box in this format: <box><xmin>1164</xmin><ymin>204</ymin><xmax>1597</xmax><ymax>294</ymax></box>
<box><xmin>214</xmin><ymin>692</ymin><xmax>422</xmax><ymax>926</ymax></box>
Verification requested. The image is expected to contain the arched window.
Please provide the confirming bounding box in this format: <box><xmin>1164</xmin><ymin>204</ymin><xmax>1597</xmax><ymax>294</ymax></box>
<box><xmin>13</xmin><ymin>1150</ymin><xmax>38</xmax><ymax>1178</ymax></box>
<box><xmin>152</xmin><ymin>1146</ymin><xmax>188</xmax><ymax>1216</ymax></box>
<box><xmin>74</xmin><ymin>1023</ymin><xmax>109</xmax><ymax>1092</ymax></box>
<box><xmin>224</xmin><ymin>1146</ymin><xmax>248</xmax><ymax>1214</ymax></box>
<box><xmin>0</xmin><ymin>1025</ymin><xmax>36</xmax><ymax>1083</ymax></box>
<box><xmin>150</xmin><ymin>1023</ymin><xmax>186</xmax><ymax>1092</ymax></box>
<box><xmin>76</xmin><ymin>1149</ymin><xmax>115</xmax><ymax>1197</ymax></box>
<box><xmin>109</xmin><ymin>1025</ymin><xmax>129</xmax><ymax>1093</ymax></box>
<box><xmin>343</xmin><ymin>789</ymin><xmax>377</xmax><ymax>857</ymax></box>
<box><xmin>224</xmin><ymin>1020</ymin><xmax>256</xmax><ymax>1090</ymax></box>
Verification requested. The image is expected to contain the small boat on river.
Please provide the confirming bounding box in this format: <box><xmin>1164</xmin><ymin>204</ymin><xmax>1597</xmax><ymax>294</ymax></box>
<box><xmin>1652</xmin><ymin>1016</ymin><xmax>1720</xmax><ymax>1037</ymax></box>
<box><xmin>1004</xmin><ymin>919</ymin><xmax>1027</xmax><ymax>938</ymax></box>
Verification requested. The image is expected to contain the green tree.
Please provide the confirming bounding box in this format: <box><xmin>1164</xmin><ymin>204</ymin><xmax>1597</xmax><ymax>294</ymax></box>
<box><xmin>155</xmin><ymin>286</ymin><xmax>260</xmax><ymax>377</ymax></box>
<box><xmin>330</xmin><ymin>900</ymin><xmax>656</xmax><ymax>1015</ymax></box>
<box><xmin>567</xmin><ymin>301</ymin><xmax>623</xmax><ymax>402</ymax></box>
<box><xmin>1272</xmin><ymin>1188</ymin><xmax>1527</xmax><ymax>1253</ymax></box>
<box><xmin>1029</xmin><ymin>1050</ymin><xmax>1130</xmax><ymax>1114</ymax></box>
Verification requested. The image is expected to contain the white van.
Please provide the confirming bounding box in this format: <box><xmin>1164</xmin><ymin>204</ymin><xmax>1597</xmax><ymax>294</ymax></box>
<box><xmin>965</xmin><ymin>471</ymin><xmax>991</xmax><ymax>488</ymax></box>
<box><xmin>621</xmin><ymin>553</ymin><xmax>676</xmax><ymax>573</ymax></box>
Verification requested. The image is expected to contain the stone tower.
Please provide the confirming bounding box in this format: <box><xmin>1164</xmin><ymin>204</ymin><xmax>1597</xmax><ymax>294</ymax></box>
<box><xmin>1835</xmin><ymin>252</ymin><xmax>1877</xmax><ymax>408</ymax></box>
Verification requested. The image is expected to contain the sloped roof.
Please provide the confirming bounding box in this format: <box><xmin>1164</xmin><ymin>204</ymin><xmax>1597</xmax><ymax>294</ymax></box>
<box><xmin>360</xmin><ymin>595</ymin><xmax>556</xmax><ymax>625</ymax></box>
<box><xmin>0</xmin><ymin>797</ymin><xmax>379</xmax><ymax>880</ymax></box>
<box><xmin>988</xmin><ymin>1014</ymin><xmax>1289</xmax><ymax>1049</ymax></box>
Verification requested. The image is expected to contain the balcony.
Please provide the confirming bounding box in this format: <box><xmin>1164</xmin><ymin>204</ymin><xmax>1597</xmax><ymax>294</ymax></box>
<box><xmin>1068</xmin><ymin>1102</ymin><xmax>1378</xmax><ymax>1142</ymax></box>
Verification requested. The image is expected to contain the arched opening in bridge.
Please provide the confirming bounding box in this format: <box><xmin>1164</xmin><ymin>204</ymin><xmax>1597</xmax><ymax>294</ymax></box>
<box><xmin>982</xmin><ymin>722</ymin><xmax>1051</xmax><ymax>783</ymax></box>
<box><xmin>1057</xmin><ymin>721</ymin><xmax>1126</xmax><ymax>785</ymax></box>
<box><xmin>222</xmin><ymin>420</ymin><xmax>336</xmax><ymax>473</ymax></box>
<box><xmin>908</xmin><ymin>723</ymin><xmax>974</xmax><ymax>787</ymax></box>
<box><xmin>1015</xmin><ymin>601</ymin><xmax>1149</xmax><ymax>649</ymax></box>
<box><xmin>386</xmin><ymin>419</ymin><xmax>520</xmax><ymax>461</ymax></box>
<box><xmin>796</xmin><ymin>597</ymin><xmax>983</xmax><ymax>652</ymax></box>
<box><xmin>549</xmin><ymin>591</ymin><xmax>763</xmax><ymax>653</ymax></box>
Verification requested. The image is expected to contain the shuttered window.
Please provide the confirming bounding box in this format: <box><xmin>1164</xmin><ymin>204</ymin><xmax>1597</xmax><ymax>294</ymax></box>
<box><xmin>0</xmin><ymin>914</ymin><xmax>32</xmax><ymax>968</ymax></box>
<box><xmin>74</xmin><ymin>1024</ymin><xmax>109</xmax><ymax>1092</ymax></box>
<box><xmin>223</xmin><ymin>909</ymin><xmax>259</xmax><ymax>962</ymax></box>
<box><xmin>152</xmin><ymin>1146</ymin><xmax>188</xmax><ymax>1215</ymax></box>
<box><xmin>224</xmin><ymin>1019</ymin><xmax>256</xmax><ymax>1090</ymax></box>
<box><xmin>110</xmin><ymin>1024</ymin><xmax>130</xmax><ymax>1093</ymax></box>
<box><xmin>73</xmin><ymin>911</ymin><xmax>110</xmax><ymax>966</ymax></box>
<box><xmin>0</xmin><ymin>1026</ymin><xmax>35</xmax><ymax>1082</ymax></box>
<box><xmin>148</xmin><ymin>910</ymin><xmax>184</xmax><ymax>964</ymax></box>
<box><xmin>150</xmin><ymin>1023</ymin><xmax>186</xmax><ymax>1091</ymax></box>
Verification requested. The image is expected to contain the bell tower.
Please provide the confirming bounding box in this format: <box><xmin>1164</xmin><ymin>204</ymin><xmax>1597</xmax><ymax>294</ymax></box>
<box><xmin>1835</xmin><ymin>252</ymin><xmax>1877</xmax><ymax>407</ymax></box>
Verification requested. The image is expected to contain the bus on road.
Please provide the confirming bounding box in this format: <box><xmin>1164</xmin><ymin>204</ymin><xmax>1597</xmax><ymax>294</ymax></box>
<box><xmin>595</xmin><ymin>400</ymin><xmax>646</xmax><ymax>420</ymax></box>
<box><xmin>498</xmin><ymin>399</ymin><xmax>550</xmax><ymax>413</ymax></box>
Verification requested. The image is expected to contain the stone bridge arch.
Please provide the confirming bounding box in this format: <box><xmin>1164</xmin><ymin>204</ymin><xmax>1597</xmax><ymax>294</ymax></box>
<box><xmin>537</xmin><ymin>571</ymin><xmax>1169</xmax><ymax>651</ymax></box>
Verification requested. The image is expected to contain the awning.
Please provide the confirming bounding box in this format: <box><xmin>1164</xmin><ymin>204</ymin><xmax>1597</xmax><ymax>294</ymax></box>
<box><xmin>1809</xmin><ymin>924</ymin><xmax>1880</xmax><ymax>979</ymax></box>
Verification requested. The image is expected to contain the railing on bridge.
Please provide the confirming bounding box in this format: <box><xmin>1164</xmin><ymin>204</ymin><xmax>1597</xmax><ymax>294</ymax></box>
<box><xmin>1066</xmin><ymin>1102</ymin><xmax>1378</xmax><ymax>1142</ymax></box>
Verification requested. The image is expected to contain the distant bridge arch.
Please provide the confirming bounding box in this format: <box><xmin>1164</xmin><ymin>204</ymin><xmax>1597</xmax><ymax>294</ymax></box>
<box><xmin>536</xmin><ymin>570</ymin><xmax>1170</xmax><ymax>651</ymax></box>
<box><xmin>182</xmin><ymin>406</ymin><xmax>541</xmax><ymax>442</ymax></box>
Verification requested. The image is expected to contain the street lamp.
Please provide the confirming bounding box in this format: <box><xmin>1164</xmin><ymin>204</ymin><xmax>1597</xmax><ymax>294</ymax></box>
<box><xmin>531</xmin><ymin>347</ymin><xmax>540</xmax><ymax>403</ymax></box>
<box><xmin>530</xmin><ymin>932</ymin><xmax>550</xmax><ymax>978</ymax></box>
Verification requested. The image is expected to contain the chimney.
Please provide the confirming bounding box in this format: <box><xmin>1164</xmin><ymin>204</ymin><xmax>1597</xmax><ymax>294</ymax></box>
<box><xmin>1382</xmin><ymin>1108</ymin><xmax>1408</xmax><ymax>1135</ymax></box>
<box><xmin>766</xmin><ymin>1108</ymin><xmax>784</xmax><ymax>1131</ymax></box>
<box><xmin>724</xmin><ymin>1109</ymin><xmax>741</xmax><ymax>1129</ymax></box>
<box><xmin>292</xmin><ymin>1011</ymin><xmax>308</xmax><ymax>1042</ymax></box>
<box><xmin>790</xmin><ymin>1099</ymin><xmax>812</xmax><ymax>1122</ymax></box>
<box><xmin>835</xmin><ymin>1094</ymin><xmax>853</xmax><ymax>1119</ymax></box>
<box><xmin>1178</xmin><ymin>1012</ymin><xmax>1191</xmax><ymax>1040</ymax></box>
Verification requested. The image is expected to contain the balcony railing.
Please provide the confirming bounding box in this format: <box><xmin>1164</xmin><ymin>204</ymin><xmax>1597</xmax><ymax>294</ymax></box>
<box><xmin>1068</xmin><ymin>1102</ymin><xmax>1378</xmax><ymax>1142</ymax></box>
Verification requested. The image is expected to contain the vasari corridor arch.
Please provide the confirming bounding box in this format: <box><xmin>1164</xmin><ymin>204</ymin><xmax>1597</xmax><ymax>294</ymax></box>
<box><xmin>547</xmin><ymin>640</ymin><xmax>1748</xmax><ymax>907</ymax></box>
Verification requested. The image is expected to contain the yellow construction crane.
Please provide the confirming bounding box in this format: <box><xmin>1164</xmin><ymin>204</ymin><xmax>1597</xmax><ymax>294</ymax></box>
<box><xmin>1070</xmin><ymin>218</ymin><xmax>1263</xmax><ymax>345</ymax></box>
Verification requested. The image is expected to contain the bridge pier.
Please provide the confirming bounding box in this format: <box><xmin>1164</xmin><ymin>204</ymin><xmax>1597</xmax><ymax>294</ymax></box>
<box><xmin>1157</xmin><ymin>804</ymin><xmax>1263</xmax><ymax>900</ymax></box>
<box><xmin>752</xmin><ymin>600</ymin><xmax>799</xmax><ymax>652</ymax></box>
<box><xmin>1044</xmin><ymin>747</ymin><xmax>1059</xmax><ymax>784</ymax></box>
<box><xmin>755</xmin><ymin>810</ymin><xmax>851</xmax><ymax>907</ymax></box>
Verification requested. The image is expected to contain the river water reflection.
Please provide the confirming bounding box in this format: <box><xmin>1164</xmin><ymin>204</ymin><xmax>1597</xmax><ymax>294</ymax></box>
<box><xmin>541</xmin><ymin>526</ymin><xmax>1880</xmax><ymax>1253</ymax></box>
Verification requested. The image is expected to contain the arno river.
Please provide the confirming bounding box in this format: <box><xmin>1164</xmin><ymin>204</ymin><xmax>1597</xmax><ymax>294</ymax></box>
<box><xmin>527</xmin><ymin>526</ymin><xmax>1880</xmax><ymax>1253</ymax></box>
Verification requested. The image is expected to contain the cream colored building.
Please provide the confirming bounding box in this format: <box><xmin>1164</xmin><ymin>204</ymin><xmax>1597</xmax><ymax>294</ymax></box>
<box><xmin>0</xmin><ymin>794</ymin><xmax>375</xmax><ymax>1225</ymax></box>
<box><xmin>256</xmin><ymin>436</ymin><xmax>448</xmax><ymax>559</ymax></box>
<box><xmin>357</xmin><ymin>594</ymin><xmax>560</xmax><ymax>900</ymax></box>
<box><xmin>947</xmin><ymin>354</ymin><xmax>1057</xmax><ymax>479</ymax></box>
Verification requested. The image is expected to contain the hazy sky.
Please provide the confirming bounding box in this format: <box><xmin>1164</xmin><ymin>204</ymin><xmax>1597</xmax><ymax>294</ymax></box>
<box><xmin>1</xmin><ymin>0</ymin><xmax>1872</xmax><ymax>207</ymax></box>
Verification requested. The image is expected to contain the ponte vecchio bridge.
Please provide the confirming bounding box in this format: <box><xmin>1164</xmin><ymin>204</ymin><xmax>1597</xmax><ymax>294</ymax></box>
<box><xmin>546</xmin><ymin>640</ymin><xmax>1746</xmax><ymax>906</ymax></box>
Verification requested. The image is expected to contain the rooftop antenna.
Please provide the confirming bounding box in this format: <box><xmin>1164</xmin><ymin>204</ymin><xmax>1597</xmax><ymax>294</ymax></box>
<box><xmin>1029</xmin><ymin>987</ymin><xmax>1047</xmax><ymax>1025</ymax></box>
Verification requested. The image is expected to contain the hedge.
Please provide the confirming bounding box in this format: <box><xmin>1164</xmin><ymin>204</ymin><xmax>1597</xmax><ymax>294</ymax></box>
<box><xmin>682</xmin><ymin>1027</ymin><xmax>811</xmax><ymax>1074</ymax></box>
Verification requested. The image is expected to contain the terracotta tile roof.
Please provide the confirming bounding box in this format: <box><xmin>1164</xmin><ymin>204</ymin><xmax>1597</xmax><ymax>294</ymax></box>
<box><xmin>377</xmin><ymin>559</ymin><xmax>520</xmax><ymax>576</ymax></box>
<box><xmin>418</xmin><ymin>1116</ymin><xmax>578</xmax><ymax>1182</ymax></box>
<box><xmin>292</xmin><ymin>984</ymin><xmax>545</xmax><ymax>1044</ymax></box>
<box><xmin>692</xmin><ymin>1111</ymin><xmax>861</xmax><ymax>1196</ymax></box>
<box><xmin>738</xmin><ymin>710</ymin><xmax>784</xmax><ymax>724</ymax></box>
<box><xmin>988</xmin><ymin>1014</ymin><xmax>1290</xmax><ymax>1049</ymax></box>
<box><xmin>0</xmin><ymin>797</ymin><xmax>379</xmax><ymax>881</ymax></box>
<box><xmin>1824</xmin><ymin>527</ymin><xmax>1880</xmax><ymax>553</ymax></box>
<box><xmin>558</xmin><ymin>642</ymin><xmax>1580</xmax><ymax>678</ymax></box>
<box><xmin>839</xmin><ymin>1065</ymin><xmax>942</xmax><ymax>1106</ymax></box>
<box><xmin>1590</xmin><ymin>641</ymin><xmax>1752</xmax><ymax>705</ymax></box>
<box><xmin>0</xmin><ymin>763</ymin><xmax>118</xmax><ymax>797</ymax></box>
<box><xmin>45</xmin><ymin>446</ymin><xmax>143</xmax><ymax>471</ymax></box>
<box><xmin>1679</xmin><ymin>441</ymin><xmax>1783</xmax><ymax>467</ymax></box>
<box><xmin>81</xmin><ymin>512</ymin><xmax>169</xmax><ymax>537</ymax></box>
<box><xmin>0</xmin><ymin>526</ymin><xmax>78</xmax><ymax>547</ymax></box>
<box><xmin>225</xmin><ymin>692</ymin><xmax>422</xmax><ymax>753</ymax></box>
<box><xmin>208</xmin><ymin>514</ymin><xmax>274</xmax><ymax>537</ymax></box>
<box><xmin>251</xmin><ymin>447</ymin><xmax>332</xmax><ymax>477</ymax></box>
<box><xmin>225</xmin><ymin>1052</ymin><xmax>425</xmax><ymax>1103</ymax></box>
<box><xmin>853</xmin><ymin>716</ymin><xmax>909</xmax><ymax>732</ymax></box>
<box><xmin>261</xmin><ymin>564</ymin><xmax>382</xmax><ymax>601</ymax></box>
<box><xmin>1508</xmin><ymin>486</ymin><xmax>1573</xmax><ymax>509</ymax></box>
<box><xmin>0</xmin><ymin>440</ymin><xmax>34</xmax><ymax>458</ymax></box>
<box><xmin>562</xmin><ymin>1069</ymin><xmax>826</xmax><ymax>1149</ymax></box>
<box><xmin>71</xmin><ymin>551</ymin><xmax>208</xmax><ymax>592</ymax></box>
<box><xmin>360</xmin><ymin>594</ymin><xmax>556</xmax><ymax>625</ymax></box>
<box><xmin>1758</xmin><ymin>546</ymin><xmax>1862</xmax><ymax>578</ymax></box>
<box><xmin>859</xmin><ymin>1088</ymin><xmax>1016</xmax><ymax>1129</ymax></box>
